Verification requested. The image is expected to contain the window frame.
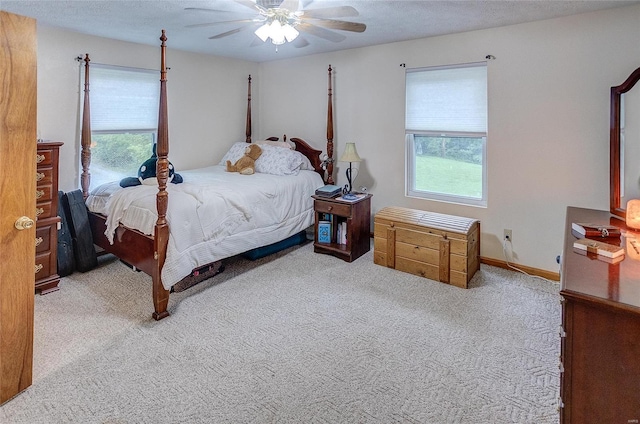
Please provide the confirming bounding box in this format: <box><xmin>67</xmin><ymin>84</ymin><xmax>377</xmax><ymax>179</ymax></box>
<box><xmin>405</xmin><ymin>62</ymin><xmax>488</xmax><ymax>207</ymax></box>
<box><xmin>405</xmin><ymin>133</ymin><xmax>487</xmax><ymax>207</ymax></box>
<box><xmin>81</xmin><ymin>63</ymin><xmax>160</xmax><ymax>190</ymax></box>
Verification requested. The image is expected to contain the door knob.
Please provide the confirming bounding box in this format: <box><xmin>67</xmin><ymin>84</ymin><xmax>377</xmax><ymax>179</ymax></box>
<box><xmin>15</xmin><ymin>216</ymin><xmax>35</xmax><ymax>230</ymax></box>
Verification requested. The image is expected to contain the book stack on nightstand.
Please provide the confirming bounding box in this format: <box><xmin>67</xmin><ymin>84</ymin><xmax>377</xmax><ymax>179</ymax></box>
<box><xmin>315</xmin><ymin>184</ymin><xmax>342</xmax><ymax>198</ymax></box>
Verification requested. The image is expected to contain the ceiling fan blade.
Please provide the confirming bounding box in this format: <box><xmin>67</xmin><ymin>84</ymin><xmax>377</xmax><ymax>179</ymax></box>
<box><xmin>208</xmin><ymin>27</ymin><xmax>245</xmax><ymax>39</ymax></box>
<box><xmin>186</xmin><ymin>19</ymin><xmax>257</xmax><ymax>29</ymax></box>
<box><xmin>302</xmin><ymin>18</ymin><xmax>366</xmax><ymax>33</ymax></box>
<box><xmin>297</xmin><ymin>22</ymin><xmax>346</xmax><ymax>43</ymax></box>
<box><xmin>302</xmin><ymin>6</ymin><xmax>359</xmax><ymax>19</ymax></box>
<box><xmin>292</xmin><ymin>35</ymin><xmax>310</xmax><ymax>48</ymax></box>
<box><xmin>184</xmin><ymin>7</ymin><xmax>234</xmax><ymax>13</ymax></box>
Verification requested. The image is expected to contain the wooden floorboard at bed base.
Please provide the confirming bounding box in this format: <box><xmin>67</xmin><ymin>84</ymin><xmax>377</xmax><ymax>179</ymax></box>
<box><xmin>88</xmin><ymin>212</ymin><xmax>170</xmax><ymax>320</ymax></box>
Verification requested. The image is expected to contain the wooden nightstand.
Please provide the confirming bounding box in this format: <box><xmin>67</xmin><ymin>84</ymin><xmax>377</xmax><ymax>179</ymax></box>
<box><xmin>313</xmin><ymin>193</ymin><xmax>372</xmax><ymax>262</ymax></box>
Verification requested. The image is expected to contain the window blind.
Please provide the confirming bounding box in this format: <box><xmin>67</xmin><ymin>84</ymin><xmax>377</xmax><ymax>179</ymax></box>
<box><xmin>405</xmin><ymin>63</ymin><xmax>487</xmax><ymax>134</ymax></box>
<box><xmin>89</xmin><ymin>64</ymin><xmax>160</xmax><ymax>132</ymax></box>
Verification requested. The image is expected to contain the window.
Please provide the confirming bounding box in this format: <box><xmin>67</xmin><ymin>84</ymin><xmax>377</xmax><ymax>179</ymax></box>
<box><xmin>405</xmin><ymin>62</ymin><xmax>487</xmax><ymax>207</ymax></box>
<box><xmin>86</xmin><ymin>64</ymin><xmax>160</xmax><ymax>189</ymax></box>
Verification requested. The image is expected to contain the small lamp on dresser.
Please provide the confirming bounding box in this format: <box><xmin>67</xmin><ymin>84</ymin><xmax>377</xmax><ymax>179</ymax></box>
<box><xmin>339</xmin><ymin>142</ymin><xmax>361</xmax><ymax>200</ymax></box>
<box><xmin>626</xmin><ymin>199</ymin><xmax>640</xmax><ymax>230</ymax></box>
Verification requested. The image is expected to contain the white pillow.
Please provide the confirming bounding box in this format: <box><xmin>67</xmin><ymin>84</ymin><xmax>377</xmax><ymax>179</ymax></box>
<box><xmin>219</xmin><ymin>142</ymin><xmax>315</xmax><ymax>175</ymax></box>
<box><xmin>255</xmin><ymin>144</ymin><xmax>308</xmax><ymax>175</ymax></box>
<box><xmin>255</xmin><ymin>140</ymin><xmax>294</xmax><ymax>150</ymax></box>
<box><xmin>298</xmin><ymin>154</ymin><xmax>314</xmax><ymax>171</ymax></box>
<box><xmin>218</xmin><ymin>142</ymin><xmax>248</xmax><ymax>165</ymax></box>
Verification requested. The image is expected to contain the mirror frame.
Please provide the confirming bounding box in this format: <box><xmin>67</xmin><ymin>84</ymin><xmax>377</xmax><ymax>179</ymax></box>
<box><xmin>610</xmin><ymin>66</ymin><xmax>640</xmax><ymax>219</ymax></box>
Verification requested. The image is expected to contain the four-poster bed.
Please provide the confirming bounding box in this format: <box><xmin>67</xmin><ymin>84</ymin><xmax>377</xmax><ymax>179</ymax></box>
<box><xmin>79</xmin><ymin>31</ymin><xmax>336</xmax><ymax>320</ymax></box>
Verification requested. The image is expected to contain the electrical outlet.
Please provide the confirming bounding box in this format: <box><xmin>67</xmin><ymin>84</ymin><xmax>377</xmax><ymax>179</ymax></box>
<box><xmin>504</xmin><ymin>229</ymin><xmax>512</xmax><ymax>242</ymax></box>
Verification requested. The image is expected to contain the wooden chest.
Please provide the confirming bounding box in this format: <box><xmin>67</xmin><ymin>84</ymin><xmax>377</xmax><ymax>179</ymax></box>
<box><xmin>374</xmin><ymin>207</ymin><xmax>480</xmax><ymax>288</ymax></box>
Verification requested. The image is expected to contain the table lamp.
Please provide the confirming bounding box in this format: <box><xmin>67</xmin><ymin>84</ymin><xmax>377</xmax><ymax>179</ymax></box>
<box><xmin>627</xmin><ymin>199</ymin><xmax>640</xmax><ymax>230</ymax></box>
<box><xmin>339</xmin><ymin>142</ymin><xmax>362</xmax><ymax>200</ymax></box>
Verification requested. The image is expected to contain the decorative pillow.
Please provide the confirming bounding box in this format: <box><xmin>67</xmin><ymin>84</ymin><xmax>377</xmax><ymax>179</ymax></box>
<box><xmin>254</xmin><ymin>144</ymin><xmax>307</xmax><ymax>175</ymax></box>
<box><xmin>298</xmin><ymin>154</ymin><xmax>314</xmax><ymax>171</ymax></box>
<box><xmin>218</xmin><ymin>142</ymin><xmax>315</xmax><ymax>175</ymax></box>
<box><xmin>218</xmin><ymin>142</ymin><xmax>249</xmax><ymax>166</ymax></box>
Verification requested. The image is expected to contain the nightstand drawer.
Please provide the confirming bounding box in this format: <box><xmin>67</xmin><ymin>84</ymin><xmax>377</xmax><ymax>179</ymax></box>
<box><xmin>314</xmin><ymin>199</ymin><xmax>351</xmax><ymax>216</ymax></box>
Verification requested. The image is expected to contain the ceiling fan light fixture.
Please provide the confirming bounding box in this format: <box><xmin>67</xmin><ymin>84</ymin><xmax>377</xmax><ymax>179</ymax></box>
<box><xmin>255</xmin><ymin>16</ymin><xmax>299</xmax><ymax>45</ymax></box>
<box><xmin>255</xmin><ymin>22</ymin><xmax>270</xmax><ymax>42</ymax></box>
<box><xmin>283</xmin><ymin>24</ymin><xmax>299</xmax><ymax>42</ymax></box>
<box><xmin>269</xmin><ymin>20</ymin><xmax>286</xmax><ymax>45</ymax></box>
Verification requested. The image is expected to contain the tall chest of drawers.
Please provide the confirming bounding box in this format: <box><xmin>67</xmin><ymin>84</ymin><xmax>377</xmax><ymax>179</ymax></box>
<box><xmin>35</xmin><ymin>141</ymin><xmax>63</xmax><ymax>294</ymax></box>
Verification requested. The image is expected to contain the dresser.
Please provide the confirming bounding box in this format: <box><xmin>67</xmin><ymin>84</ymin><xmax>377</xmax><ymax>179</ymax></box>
<box><xmin>560</xmin><ymin>206</ymin><xmax>640</xmax><ymax>423</ymax></box>
<box><xmin>35</xmin><ymin>141</ymin><xmax>63</xmax><ymax>294</ymax></box>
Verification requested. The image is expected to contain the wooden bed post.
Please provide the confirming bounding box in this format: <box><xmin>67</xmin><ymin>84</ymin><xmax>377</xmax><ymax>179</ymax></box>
<box><xmin>81</xmin><ymin>54</ymin><xmax>92</xmax><ymax>199</ymax></box>
<box><xmin>326</xmin><ymin>65</ymin><xmax>335</xmax><ymax>184</ymax></box>
<box><xmin>246</xmin><ymin>75</ymin><xmax>252</xmax><ymax>143</ymax></box>
<box><xmin>152</xmin><ymin>30</ymin><xmax>171</xmax><ymax>320</ymax></box>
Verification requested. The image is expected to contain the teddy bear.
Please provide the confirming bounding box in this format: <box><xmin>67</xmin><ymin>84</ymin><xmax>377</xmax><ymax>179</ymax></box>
<box><xmin>119</xmin><ymin>144</ymin><xmax>183</xmax><ymax>188</ymax></box>
<box><xmin>226</xmin><ymin>144</ymin><xmax>262</xmax><ymax>175</ymax></box>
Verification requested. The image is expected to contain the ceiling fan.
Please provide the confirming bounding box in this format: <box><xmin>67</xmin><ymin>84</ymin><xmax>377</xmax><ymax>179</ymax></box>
<box><xmin>185</xmin><ymin>0</ymin><xmax>366</xmax><ymax>48</ymax></box>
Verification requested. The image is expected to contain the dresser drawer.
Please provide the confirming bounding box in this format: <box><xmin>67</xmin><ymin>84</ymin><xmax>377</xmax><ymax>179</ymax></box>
<box><xmin>36</xmin><ymin>148</ymin><xmax>56</xmax><ymax>166</ymax></box>
<box><xmin>35</xmin><ymin>183</ymin><xmax>53</xmax><ymax>203</ymax></box>
<box><xmin>35</xmin><ymin>201</ymin><xmax>53</xmax><ymax>220</ymax></box>
<box><xmin>36</xmin><ymin>167</ymin><xmax>53</xmax><ymax>185</ymax></box>
<box><xmin>35</xmin><ymin>251</ymin><xmax>54</xmax><ymax>279</ymax></box>
<box><xmin>35</xmin><ymin>221</ymin><xmax>56</xmax><ymax>253</ymax></box>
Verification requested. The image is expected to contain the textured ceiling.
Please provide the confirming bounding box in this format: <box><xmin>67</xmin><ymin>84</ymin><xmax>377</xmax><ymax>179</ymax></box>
<box><xmin>2</xmin><ymin>0</ymin><xmax>638</xmax><ymax>62</ymax></box>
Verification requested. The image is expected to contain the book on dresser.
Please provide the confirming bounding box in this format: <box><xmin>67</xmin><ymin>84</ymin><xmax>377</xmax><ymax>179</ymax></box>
<box><xmin>571</xmin><ymin>222</ymin><xmax>621</xmax><ymax>238</ymax></box>
<box><xmin>573</xmin><ymin>237</ymin><xmax>625</xmax><ymax>259</ymax></box>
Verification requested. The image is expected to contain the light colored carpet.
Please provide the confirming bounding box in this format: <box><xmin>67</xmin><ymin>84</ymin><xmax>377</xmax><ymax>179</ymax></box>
<box><xmin>1</xmin><ymin>242</ymin><xmax>561</xmax><ymax>423</ymax></box>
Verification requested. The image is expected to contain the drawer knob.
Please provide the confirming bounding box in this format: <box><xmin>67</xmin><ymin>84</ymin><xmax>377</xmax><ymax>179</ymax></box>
<box><xmin>36</xmin><ymin>207</ymin><xmax>44</xmax><ymax>217</ymax></box>
<box><xmin>36</xmin><ymin>172</ymin><xmax>45</xmax><ymax>182</ymax></box>
<box><xmin>15</xmin><ymin>216</ymin><xmax>35</xmax><ymax>230</ymax></box>
<box><xmin>35</xmin><ymin>237</ymin><xmax>43</xmax><ymax>247</ymax></box>
<box><xmin>328</xmin><ymin>206</ymin><xmax>333</xmax><ymax>211</ymax></box>
<box><xmin>35</xmin><ymin>264</ymin><xmax>43</xmax><ymax>274</ymax></box>
<box><xmin>36</xmin><ymin>189</ymin><xmax>45</xmax><ymax>199</ymax></box>
<box><xmin>36</xmin><ymin>154</ymin><xmax>45</xmax><ymax>163</ymax></box>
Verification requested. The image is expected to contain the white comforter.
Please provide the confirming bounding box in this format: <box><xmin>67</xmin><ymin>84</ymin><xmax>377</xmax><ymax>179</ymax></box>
<box><xmin>86</xmin><ymin>165</ymin><xmax>324</xmax><ymax>289</ymax></box>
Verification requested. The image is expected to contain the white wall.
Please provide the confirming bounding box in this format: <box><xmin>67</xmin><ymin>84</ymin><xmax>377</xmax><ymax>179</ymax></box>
<box><xmin>35</xmin><ymin>3</ymin><xmax>640</xmax><ymax>274</ymax></box>
<box><xmin>258</xmin><ymin>4</ymin><xmax>640</xmax><ymax>274</ymax></box>
<box><xmin>36</xmin><ymin>25</ymin><xmax>259</xmax><ymax>193</ymax></box>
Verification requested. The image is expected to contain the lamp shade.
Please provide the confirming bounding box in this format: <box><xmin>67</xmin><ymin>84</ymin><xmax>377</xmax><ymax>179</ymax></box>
<box><xmin>627</xmin><ymin>199</ymin><xmax>640</xmax><ymax>230</ymax></box>
<box><xmin>339</xmin><ymin>143</ymin><xmax>362</xmax><ymax>163</ymax></box>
